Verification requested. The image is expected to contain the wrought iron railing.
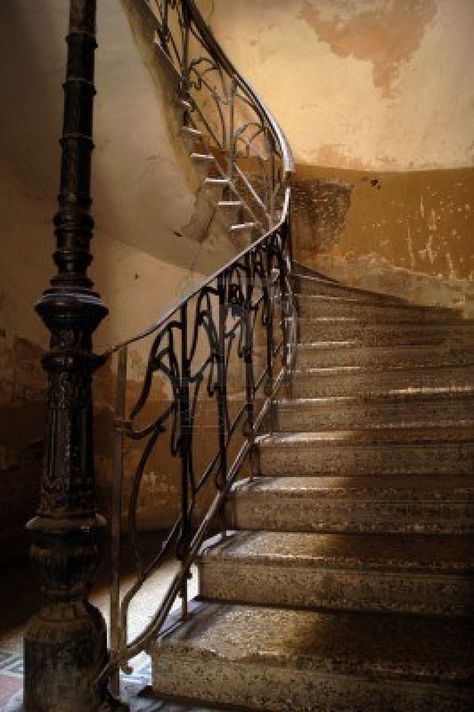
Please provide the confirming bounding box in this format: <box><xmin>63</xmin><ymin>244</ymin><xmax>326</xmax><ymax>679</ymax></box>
<box><xmin>98</xmin><ymin>0</ymin><xmax>295</xmax><ymax>691</ymax></box>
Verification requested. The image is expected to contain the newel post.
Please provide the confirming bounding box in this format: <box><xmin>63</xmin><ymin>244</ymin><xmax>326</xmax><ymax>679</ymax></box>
<box><xmin>24</xmin><ymin>1</ymin><xmax>114</xmax><ymax>709</ymax></box>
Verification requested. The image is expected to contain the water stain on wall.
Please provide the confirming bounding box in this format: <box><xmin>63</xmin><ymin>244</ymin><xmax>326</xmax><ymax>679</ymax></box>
<box><xmin>293</xmin><ymin>164</ymin><xmax>474</xmax><ymax>314</ymax></box>
<box><xmin>300</xmin><ymin>0</ymin><xmax>437</xmax><ymax>97</ymax></box>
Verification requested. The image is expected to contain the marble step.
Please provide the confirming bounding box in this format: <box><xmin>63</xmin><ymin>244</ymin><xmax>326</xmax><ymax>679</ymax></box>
<box><xmin>291</xmin><ymin>273</ymin><xmax>409</xmax><ymax>304</ymax></box>
<box><xmin>151</xmin><ymin>603</ymin><xmax>474</xmax><ymax>711</ymax></box>
<box><xmin>257</xmin><ymin>428</ymin><xmax>474</xmax><ymax>476</ymax></box>
<box><xmin>296</xmin><ymin>294</ymin><xmax>460</xmax><ymax>322</ymax></box>
<box><xmin>198</xmin><ymin>531</ymin><xmax>474</xmax><ymax>617</ymax></box>
<box><xmin>225</xmin><ymin>475</ymin><xmax>474</xmax><ymax>534</ymax></box>
<box><xmin>275</xmin><ymin>393</ymin><xmax>474</xmax><ymax>432</ymax></box>
<box><xmin>294</xmin><ymin>341</ymin><xmax>473</xmax><ymax>369</ymax></box>
<box><xmin>289</xmin><ymin>363</ymin><xmax>474</xmax><ymax>398</ymax></box>
<box><xmin>298</xmin><ymin>317</ymin><xmax>474</xmax><ymax>344</ymax></box>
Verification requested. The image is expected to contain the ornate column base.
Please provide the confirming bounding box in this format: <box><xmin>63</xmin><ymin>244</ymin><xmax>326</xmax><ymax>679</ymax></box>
<box><xmin>23</xmin><ymin>516</ymin><xmax>128</xmax><ymax>712</ymax></box>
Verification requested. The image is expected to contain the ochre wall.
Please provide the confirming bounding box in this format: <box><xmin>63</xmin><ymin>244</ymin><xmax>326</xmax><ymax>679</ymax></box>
<box><xmin>210</xmin><ymin>0</ymin><xmax>474</xmax><ymax>307</ymax></box>
<box><xmin>293</xmin><ymin>165</ymin><xmax>474</xmax><ymax>314</ymax></box>
<box><xmin>210</xmin><ymin>0</ymin><xmax>474</xmax><ymax>171</ymax></box>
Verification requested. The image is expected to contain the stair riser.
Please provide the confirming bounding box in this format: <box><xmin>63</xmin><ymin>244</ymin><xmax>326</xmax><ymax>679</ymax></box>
<box><xmin>299</xmin><ymin>320</ymin><xmax>474</xmax><ymax>344</ymax></box>
<box><xmin>276</xmin><ymin>401</ymin><xmax>474</xmax><ymax>432</ymax></box>
<box><xmin>295</xmin><ymin>345</ymin><xmax>471</xmax><ymax>369</ymax></box>
<box><xmin>290</xmin><ymin>368</ymin><xmax>474</xmax><ymax>398</ymax></box>
<box><xmin>292</xmin><ymin>277</ymin><xmax>404</xmax><ymax>303</ymax></box>
<box><xmin>259</xmin><ymin>443</ymin><xmax>474</xmax><ymax>476</ymax></box>
<box><xmin>153</xmin><ymin>653</ymin><xmax>473</xmax><ymax>712</ymax></box>
<box><xmin>199</xmin><ymin>561</ymin><xmax>474</xmax><ymax>617</ymax></box>
<box><xmin>297</xmin><ymin>299</ymin><xmax>457</xmax><ymax>323</ymax></box>
<box><xmin>226</xmin><ymin>497</ymin><xmax>474</xmax><ymax>534</ymax></box>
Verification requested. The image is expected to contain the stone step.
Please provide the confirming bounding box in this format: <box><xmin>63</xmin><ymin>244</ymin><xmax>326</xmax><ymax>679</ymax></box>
<box><xmin>298</xmin><ymin>317</ymin><xmax>474</xmax><ymax>344</ymax></box>
<box><xmin>275</xmin><ymin>393</ymin><xmax>474</xmax><ymax>432</ymax></box>
<box><xmin>225</xmin><ymin>475</ymin><xmax>474</xmax><ymax>534</ymax></box>
<box><xmin>295</xmin><ymin>341</ymin><xmax>473</xmax><ymax>369</ymax></box>
<box><xmin>291</xmin><ymin>273</ymin><xmax>409</xmax><ymax>304</ymax></box>
<box><xmin>151</xmin><ymin>603</ymin><xmax>474</xmax><ymax>711</ymax></box>
<box><xmin>289</xmin><ymin>363</ymin><xmax>474</xmax><ymax>398</ymax></box>
<box><xmin>258</xmin><ymin>428</ymin><xmax>474</xmax><ymax>476</ymax></box>
<box><xmin>297</xmin><ymin>294</ymin><xmax>461</xmax><ymax>322</ymax></box>
<box><xmin>198</xmin><ymin>531</ymin><xmax>474</xmax><ymax>617</ymax></box>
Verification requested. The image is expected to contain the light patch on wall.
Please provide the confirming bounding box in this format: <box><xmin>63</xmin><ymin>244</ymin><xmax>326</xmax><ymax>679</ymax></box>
<box><xmin>299</xmin><ymin>0</ymin><xmax>437</xmax><ymax>97</ymax></box>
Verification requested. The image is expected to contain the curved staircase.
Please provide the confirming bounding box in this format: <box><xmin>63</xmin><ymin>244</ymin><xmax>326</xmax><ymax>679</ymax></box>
<box><xmin>150</xmin><ymin>270</ymin><xmax>474</xmax><ymax>711</ymax></box>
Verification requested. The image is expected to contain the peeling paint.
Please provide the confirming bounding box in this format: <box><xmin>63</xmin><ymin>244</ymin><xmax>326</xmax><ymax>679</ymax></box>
<box><xmin>293</xmin><ymin>164</ymin><xmax>474</xmax><ymax>313</ymax></box>
<box><xmin>300</xmin><ymin>0</ymin><xmax>437</xmax><ymax>98</ymax></box>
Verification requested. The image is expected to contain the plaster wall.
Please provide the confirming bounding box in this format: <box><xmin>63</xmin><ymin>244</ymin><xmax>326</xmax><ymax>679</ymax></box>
<box><xmin>0</xmin><ymin>0</ymin><xmax>230</xmax><ymax>559</ymax></box>
<box><xmin>209</xmin><ymin>0</ymin><xmax>474</xmax><ymax>305</ymax></box>
<box><xmin>210</xmin><ymin>0</ymin><xmax>474</xmax><ymax>172</ymax></box>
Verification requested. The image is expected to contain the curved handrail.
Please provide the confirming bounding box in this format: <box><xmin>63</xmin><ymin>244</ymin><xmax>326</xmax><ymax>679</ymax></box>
<box><xmin>103</xmin><ymin>187</ymin><xmax>291</xmax><ymax>359</ymax></box>
<box><xmin>99</xmin><ymin>0</ymin><xmax>297</xmax><ymax>692</ymax></box>
<box><xmin>187</xmin><ymin>0</ymin><xmax>294</xmax><ymax>179</ymax></box>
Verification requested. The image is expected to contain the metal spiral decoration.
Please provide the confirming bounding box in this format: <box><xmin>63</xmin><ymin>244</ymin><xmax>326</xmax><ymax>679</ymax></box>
<box><xmin>99</xmin><ymin>0</ymin><xmax>296</xmax><ymax>689</ymax></box>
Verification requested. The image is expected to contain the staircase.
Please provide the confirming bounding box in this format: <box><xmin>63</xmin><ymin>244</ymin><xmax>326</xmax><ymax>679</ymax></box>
<box><xmin>150</xmin><ymin>270</ymin><xmax>474</xmax><ymax>711</ymax></box>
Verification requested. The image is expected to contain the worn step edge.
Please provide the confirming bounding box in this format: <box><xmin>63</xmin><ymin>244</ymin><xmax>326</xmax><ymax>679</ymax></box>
<box><xmin>230</xmin><ymin>476</ymin><xmax>474</xmax><ymax>500</ymax></box>
<box><xmin>198</xmin><ymin>534</ymin><xmax>474</xmax><ymax>616</ymax></box>
<box><xmin>257</xmin><ymin>426</ymin><xmax>474</xmax><ymax>448</ymax></box>
<box><xmin>198</xmin><ymin>531</ymin><xmax>474</xmax><ymax>574</ymax></box>
<box><xmin>152</xmin><ymin>603</ymin><xmax>474</xmax><ymax>686</ymax></box>
<box><xmin>298</xmin><ymin>317</ymin><xmax>474</xmax><ymax>329</ymax></box>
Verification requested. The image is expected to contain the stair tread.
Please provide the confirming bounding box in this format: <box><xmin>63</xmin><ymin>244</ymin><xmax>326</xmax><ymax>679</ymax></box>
<box><xmin>291</xmin><ymin>362</ymin><xmax>474</xmax><ymax>376</ymax></box>
<box><xmin>295</xmin><ymin>294</ymin><xmax>458</xmax><ymax>313</ymax></box>
<box><xmin>258</xmin><ymin>426</ymin><xmax>474</xmax><ymax>447</ymax></box>
<box><xmin>291</xmin><ymin>273</ymin><xmax>409</xmax><ymax>302</ymax></box>
<box><xmin>277</xmin><ymin>392</ymin><xmax>474</xmax><ymax>407</ymax></box>
<box><xmin>297</xmin><ymin>339</ymin><xmax>467</xmax><ymax>350</ymax></box>
<box><xmin>158</xmin><ymin>602</ymin><xmax>474</xmax><ymax>684</ymax></box>
<box><xmin>200</xmin><ymin>531</ymin><xmax>474</xmax><ymax>572</ymax></box>
<box><xmin>232</xmin><ymin>475</ymin><xmax>474</xmax><ymax>499</ymax></box>
<box><xmin>299</xmin><ymin>316</ymin><xmax>474</xmax><ymax>326</ymax></box>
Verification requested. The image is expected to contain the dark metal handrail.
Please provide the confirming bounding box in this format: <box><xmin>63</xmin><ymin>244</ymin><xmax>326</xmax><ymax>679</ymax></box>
<box><xmin>98</xmin><ymin>0</ymin><xmax>296</xmax><ymax>692</ymax></box>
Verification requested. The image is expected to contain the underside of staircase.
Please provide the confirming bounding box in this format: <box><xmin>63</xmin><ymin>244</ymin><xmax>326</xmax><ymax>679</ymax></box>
<box><xmin>150</xmin><ymin>269</ymin><xmax>474</xmax><ymax>711</ymax></box>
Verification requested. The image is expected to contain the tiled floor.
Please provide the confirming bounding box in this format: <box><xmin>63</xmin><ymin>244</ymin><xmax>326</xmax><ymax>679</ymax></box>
<box><xmin>0</xmin><ymin>554</ymin><xmax>220</xmax><ymax>711</ymax></box>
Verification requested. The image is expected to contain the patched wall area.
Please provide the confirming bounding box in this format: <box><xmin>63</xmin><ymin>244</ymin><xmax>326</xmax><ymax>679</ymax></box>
<box><xmin>292</xmin><ymin>166</ymin><xmax>474</xmax><ymax>314</ymax></box>
<box><xmin>210</xmin><ymin>0</ymin><xmax>474</xmax><ymax>310</ymax></box>
<box><xmin>210</xmin><ymin>0</ymin><xmax>474</xmax><ymax>171</ymax></box>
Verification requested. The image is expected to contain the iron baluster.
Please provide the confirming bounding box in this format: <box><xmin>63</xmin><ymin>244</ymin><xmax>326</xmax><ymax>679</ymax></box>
<box><xmin>180</xmin><ymin>0</ymin><xmax>191</xmax><ymax>100</ymax></box>
<box><xmin>264</xmin><ymin>242</ymin><xmax>276</xmax><ymax>399</ymax></box>
<box><xmin>243</xmin><ymin>253</ymin><xmax>256</xmax><ymax>468</ymax></box>
<box><xmin>228</xmin><ymin>76</ymin><xmax>237</xmax><ymax>185</ymax></box>
<box><xmin>178</xmin><ymin>302</ymin><xmax>191</xmax><ymax>619</ymax></box>
<box><xmin>110</xmin><ymin>346</ymin><xmax>128</xmax><ymax>699</ymax></box>
<box><xmin>216</xmin><ymin>274</ymin><xmax>228</xmax><ymax>491</ymax></box>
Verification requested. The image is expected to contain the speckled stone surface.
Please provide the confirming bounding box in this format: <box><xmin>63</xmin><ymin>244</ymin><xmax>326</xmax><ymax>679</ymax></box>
<box><xmin>257</xmin><ymin>428</ymin><xmax>474</xmax><ymax>476</ymax></box>
<box><xmin>294</xmin><ymin>341</ymin><xmax>474</xmax><ymax>369</ymax></box>
<box><xmin>298</xmin><ymin>317</ymin><xmax>474</xmax><ymax>345</ymax></box>
<box><xmin>151</xmin><ymin>604</ymin><xmax>474</xmax><ymax>711</ymax></box>
<box><xmin>226</xmin><ymin>475</ymin><xmax>474</xmax><ymax>534</ymax></box>
<box><xmin>297</xmin><ymin>294</ymin><xmax>462</xmax><ymax>322</ymax></box>
<box><xmin>150</xmin><ymin>277</ymin><xmax>474</xmax><ymax>710</ymax></box>
<box><xmin>275</xmin><ymin>393</ymin><xmax>474</xmax><ymax>431</ymax></box>
<box><xmin>291</xmin><ymin>274</ymin><xmax>407</xmax><ymax>302</ymax></box>
<box><xmin>290</xmin><ymin>364</ymin><xmax>474</xmax><ymax>398</ymax></box>
<box><xmin>198</xmin><ymin>531</ymin><xmax>474</xmax><ymax>616</ymax></box>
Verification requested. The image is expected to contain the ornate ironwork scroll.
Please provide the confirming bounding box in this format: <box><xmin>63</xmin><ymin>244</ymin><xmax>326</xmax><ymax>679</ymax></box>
<box><xmin>100</xmin><ymin>185</ymin><xmax>296</xmax><ymax>686</ymax></box>
<box><xmin>146</xmin><ymin>0</ymin><xmax>294</xmax><ymax>230</ymax></box>
<box><xmin>92</xmin><ymin>0</ymin><xmax>297</xmax><ymax>694</ymax></box>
